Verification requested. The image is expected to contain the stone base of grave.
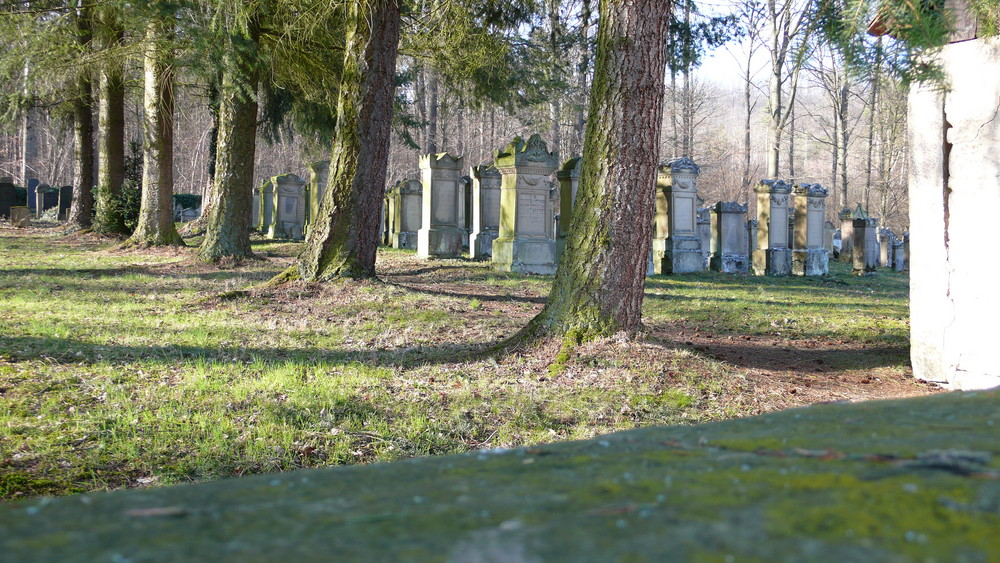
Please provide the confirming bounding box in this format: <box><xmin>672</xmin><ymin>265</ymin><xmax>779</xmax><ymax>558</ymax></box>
<box><xmin>10</xmin><ymin>206</ymin><xmax>30</xmax><ymax>227</ymax></box>
<box><xmin>392</xmin><ymin>231</ymin><xmax>418</xmax><ymax>251</ymax></box>
<box><xmin>492</xmin><ymin>236</ymin><xmax>557</xmax><ymax>275</ymax></box>
<box><xmin>710</xmin><ymin>253</ymin><xmax>750</xmax><ymax>274</ymax></box>
<box><xmin>752</xmin><ymin>248</ymin><xmax>791</xmax><ymax>276</ymax></box>
<box><xmin>267</xmin><ymin>221</ymin><xmax>303</xmax><ymax>241</ymax></box>
<box><xmin>852</xmin><ymin>262</ymin><xmax>877</xmax><ymax>276</ymax></box>
<box><xmin>792</xmin><ymin>249</ymin><xmax>829</xmax><ymax>276</ymax></box>
<box><xmin>652</xmin><ymin>237</ymin><xmax>703</xmax><ymax>274</ymax></box>
<box><xmin>417</xmin><ymin>226</ymin><xmax>464</xmax><ymax>259</ymax></box>
<box><xmin>470</xmin><ymin>230</ymin><xmax>498</xmax><ymax>260</ymax></box>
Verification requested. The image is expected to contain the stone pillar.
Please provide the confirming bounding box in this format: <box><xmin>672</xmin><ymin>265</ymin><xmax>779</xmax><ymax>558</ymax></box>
<box><xmin>652</xmin><ymin>158</ymin><xmax>703</xmax><ymax>274</ymax></box>
<box><xmin>752</xmin><ymin>179</ymin><xmax>792</xmax><ymax>276</ymax></box>
<box><xmin>492</xmin><ymin>135</ymin><xmax>559</xmax><ymax>274</ymax></box>
<box><xmin>470</xmin><ymin>161</ymin><xmax>502</xmax><ymax>259</ymax></box>
<box><xmin>26</xmin><ymin>178</ymin><xmax>38</xmax><ymax>212</ymax></box>
<box><xmin>838</xmin><ymin>207</ymin><xmax>854</xmax><ymax>262</ymax></box>
<box><xmin>697</xmin><ymin>203</ymin><xmax>712</xmax><ymax>270</ymax></box>
<box><xmin>305</xmin><ymin>160</ymin><xmax>329</xmax><ymax>235</ymax></box>
<box><xmin>34</xmin><ymin>184</ymin><xmax>46</xmax><ymax>218</ymax></box>
<box><xmin>58</xmin><ymin>186</ymin><xmax>72</xmax><ymax>220</ymax></box>
<box><xmin>879</xmin><ymin>229</ymin><xmax>891</xmax><ymax>267</ymax></box>
<box><xmin>252</xmin><ymin>187</ymin><xmax>260</xmax><ymax>230</ymax></box>
<box><xmin>461</xmin><ymin>176</ymin><xmax>472</xmax><ymax>250</ymax></box>
<box><xmin>792</xmin><ymin>183</ymin><xmax>829</xmax><ymax>276</ymax></box>
<box><xmin>269</xmin><ymin>173</ymin><xmax>306</xmax><ymax>240</ymax></box>
<box><xmin>556</xmin><ymin>157</ymin><xmax>581</xmax><ymax>259</ymax></box>
<box><xmin>389</xmin><ymin>178</ymin><xmax>422</xmax><ymax>250</ymax></box>
<box><xmin>417</xmin><ymin>153</ymin><xmax>465</xmax><ymax>259</ymax></box>
<box><xmin>852</xmin><ymin>215</ymin><xmax>879</xmax><ymax>276</ymax></box>
<box><xmin>903</xmin><ymin>232</ymin><xmax>909</xmax><ymax>272</ymax></box>
<box><xmin>823</xmin><ymin>221</ymin><xmax>835</xmax><ymax>254</ymax></box>
<box><xmin>747</xmin><ymin>219</ymin><xmax>758</xmax><ymax>260</ymax></box>
<box><xmin>259</xmin><ymin>180</ymin><xmax>274</xmax><ymax>235</ymax></box>
<box><xmin>893</xmin><ymin>241</ymin><xmax>905</xmax><ymax>272</ymax></box>
<box><xmin>710</xmin><ymin>202</ymin><xmax>749</xmax><ymax>273</ymax></box>
<box><xmin>0</xmin><ymin>179</ymin><xmax>15</xmax><ymax>219</ymax></box>
<box><xmin>10</xmin><ymin>206</ymin><xmax>30</xmax><ymax>227</ymax></box>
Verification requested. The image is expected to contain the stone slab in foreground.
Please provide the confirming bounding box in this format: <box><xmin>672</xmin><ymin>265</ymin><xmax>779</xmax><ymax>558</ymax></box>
<box><xmin>2</xmin><ymin>390</ymin><xmax>999</xmax><ymax>561</ymax></box>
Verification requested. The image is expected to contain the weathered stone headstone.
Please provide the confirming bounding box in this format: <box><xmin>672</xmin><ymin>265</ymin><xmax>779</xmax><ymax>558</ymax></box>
<box><xmin>461</xmin><ymin>176</ymin><xmax>472</xmax><ymax>250</ymax></box>
<box><xmin>709</xmin><ymin>202</ymin><xmax>749</xmax><ymax>274</ymax></box>
<box><xmin>258</xmin><ymin>180</ymin><xmax>275</xmax><ymax>235</ymax></box>
<box><xmin>492</xmin><ymin>135</ymin><xmax>560</xmax><ymax>274</ymax></box>
<box><xmin>470</xmin><ymin>161</ymin><xmax>502</xmax><ymax>259</ymax></box>
<box><xmin>752</xmin><ymin>179</ymin><xmax>792</xmax><ymax>276</ymax></box>
<box><xmin>791</xmin><ymin>183</ymin><xmax>829</xmax><ymax>276</ymax></box>
<box><xmin>0</xmin><ymin>178</ymin><xmax>15</xmax><ymax>219</ymax></box>
<box><xmin>652</xmin><ymin>158</ymin><xmax>703</xmax><ymax>274</ymax></box>
<box><xmin>824</xmin><ymin>221</ymin><xmax>835</xmax><ymax>254</ymax></box>
<box><xmin>26</xmin><ymin>178</ymin><xmax>38</xmax><ymax>211</ymax></box>
<box><xmin>58</xmin><ymin>186</ymin><xmax>73</xmax><ymax>220</ymax></box>
<box><xmin>269</xmin><ymin>174</ymin><xmax>306</xmax><ymax>240</ymax></box>
<box><xmin>9</xmin><ymin>206</ymin><xmax>30</xmax><ymax>227</ymax></box>
<box><xmin>747</xmin><ymin>218</ymin><xmax>757</xmax><ymax>260</ymax></box>
<box><xmin>892</xmin><ymin>240</ymin><xmax>905</xmax><ymax>272</ymax></box>
<box><xmin>388</xmin><ymin>178</ymin><xmax>422</xmax><ymax>250</ymax></box>
<box><xmin>305</xmin><ymin>161</ymin><xmax>330</xmax><ymax>235</ymax></box>
<box><xmin>555</xmin><ymin>157</ymin><xmax>581</xmax><ymax>259</ymax></box>
<box><xmin>252</xmin><ymin>187</ymin><xmax>261</xmax><ymax>230</ymax></box>
<box><xmin>35</xmin><ymin>184</ymin><xmax>58</xmax><ymax>218</ymax></box>
<box><xmin>851</xmin><ymin>207</ymin><xmax>878</xmax><ymax>276</ymax></box>
<box><xmin>838</xmin><ymin>207</ymin><xmax>854</xmax><ymax>262</ymax></box>
<box><xmin>878</xmin><ymin>228</ymin><xmax>892</xmax><ymax>268</ymax></box>
<box><xmin>697</xmin><ymin>203</ymin><xmax>712</xmax><ymax>270</ymax></box>
<box><xmin>417</xmin><ymin>153</ymin><xmax>465</xmax><ymax>259</ymax></box>
<box><xmin>902</xmin><ymin>232</ymin><xmax>909</xmax><ymax>272</ymax></box>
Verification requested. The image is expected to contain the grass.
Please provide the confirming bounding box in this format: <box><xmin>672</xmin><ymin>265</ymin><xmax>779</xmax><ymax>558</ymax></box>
<box><xmin>0</xmin><ymin>226</ymin><xmax>927</xmax><ymax>502</ymax></box>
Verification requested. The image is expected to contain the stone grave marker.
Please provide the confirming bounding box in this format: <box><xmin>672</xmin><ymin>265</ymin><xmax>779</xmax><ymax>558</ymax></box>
<box><xmin>791</xmin><ymin>183</ymin><xmax>829</xmax><ymax>276</ymax></box>
<box><xmin>470</xmin><ymin>161</ymin><xmax>502</xmax><ymax>259</ymax></box>
<box><xmin>652</xmin><ymin>158</ymin><xmax>703</xmax><ymax>274</ymax></box>
<box><xmin>9</xmin><ymin>206</ymin><xmax>30</xmax><ymax>227</ymax></box>
<box><xmin>838</xmin><ymin>207</ymin><xmax>854</xmax><ymax>262</ymax></box>
<box><xmin>270</xmin><ymin>174</ymin><xmax>306</xmax><ymax>240</ymax></box>
<box><xmin>388</xmin><ymin>178</ymin><xmax>422</xmax><ymax>249</ymax></box>
<box><xmin>492</xmin><ymin>135</ymin><xmax>560</xmax><ymax>274</ymax></box>
<box><xmin>58</xmin><ymin>186</ymin><xmax>73</xmax><ymax>220</ymax></box>
<box><xmin>697</xmin><ymin>202</ymin><xmax>711</xmax><ymax>269</ymax></box>
<box><xmin>0</xmin><ymin>178</ymin><xmax>15</xmax><ymax>219</ymax></box>
<box><xmin>252</xmin><ymin>187</ymin><xmax>260</xmax><ymax>230</ymax></box>
<box><xmin>258</xmin><ymin>180</ymin><xmax>274</xmax><ymax>234</ymax></box>
<box><xmin>852</xmin><ymin>206</ymin><xmax>878</xmax><ymax>276</ymax></box>
<box><xmin>752</xmin><ymin>179</ymin><xmax>792</xmax><ymax>276</ymax></box>
<box><xmin>709</xmin><ymin>201</ymin><xmax>749</xmax><ymax>273</ymax></box>
<box><xmin>305</xmin><ymin>161</ymin><xmax>329</xmax><ymax>236</ymax></box>
<box><xmin>555</xmin><ymin>157</ymin><xmax>582</xmax><ymax>259</ymax></box>
<box><xmin>35</xmin><ymin>184</ymin><xmax>58</xmax><ymax>218</ymax></box>
<box><xmin>417</xmin><ymin>153</ymin><xmax>465</xmax><ymax>258</ymax></box>
<box><xmin>893</xmin><ymin>240</ymin><xmax>905</xmax><ymax>272</ymax></box>
<box><xmin>26</xmin><ymin>178</ymin><xmax>38</xmax><ymax>211</ymax></box>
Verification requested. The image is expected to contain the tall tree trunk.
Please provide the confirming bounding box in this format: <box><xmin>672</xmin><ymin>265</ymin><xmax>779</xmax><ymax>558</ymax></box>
<box><xmin>742</xmin><ymin>57</ymin><xmax>753</xmax><ymax>199</ymax></box>
<box><xmin>427</xmin><ymin>70</ymin><xmax>439</xmax><ymax>153</ymax></box>
<box><xmin>767</xmin><ymin>51</ymin><xmax>782</xmax><ymax>178</ymax></box>
<box><xmin>68</xmin><ymin>4</ymin><xmax>95</xmax><ymax>230</ymax></box>
<box><xmin>522</xmin><ymin>0</ymin><xmax>671</xmax><ymax>340</ymax></box>
<box><xmin>573</xmin><ymin>0</ymin><xmax>592</xmax><ymax>156</ymax></box>
<box><xmin>94</xmin><ymin>7</ymin><xmax>127</xmax><ymax>235</ymax></box>
<box><xmin>864</xmin><ymin>38</ymin><xmax>881</xmax><ymax>212</ymax></box>
<box><xmin>547</xmin><ymin>0</ymin><xmax>563</xmax><ymax>155</ymax></box>
<box><xmin>787</xmin><ymin>99</ymin><xmax>795</xmax><ymax>180</ymax></box>
<box><xmin>837</xmin><ymin>70</ymin><xmax>849</xmax><ymax>209</ymax></box>
<box><xmin>126</xmin><ymin>20</ymin><xmax>183</xmax><ymax>247</ymax></box>
<box><xmin>295</xmin><ymin>0</ymin><xmax>401</xmax><ymax>280</ymax></box>
<box><xmin>198</xmin><ymin>19</ymin><xmax>260</xmax><ymax>262</ymax></box>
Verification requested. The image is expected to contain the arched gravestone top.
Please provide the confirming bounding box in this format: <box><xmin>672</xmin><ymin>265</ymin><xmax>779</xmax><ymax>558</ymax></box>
<box><xmin>472</xmin><ymin>160</ymin><xmax>501</xmax><ymax>179</ymax></box>
<box><xmin>755</xmin><ymin>179</ymin><xmax>791</xmax><ymax>194</ymax></box>
<box><xmin>494</xmin><ymin>134</ymin><xmax>559</xmax><ymax>170</ymax></box>
<box><xmin>556</xmin><ymin>156</ymin><xmax>582</xmax><ymax>180</ymax></box>
<box><xmin>663</xmin><ymin>156</ymin><xmax>700</xmax><ymax>175</ymax></box>
<box><xmin>794</xmin><ymin>183</ymin><xmax>828</xmax><ymax>197</ymax></box>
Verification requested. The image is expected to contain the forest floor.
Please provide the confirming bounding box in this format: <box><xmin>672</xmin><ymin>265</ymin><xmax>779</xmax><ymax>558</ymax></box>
<box><xmin>0</xmin><ymin>223</ymin><xmax>938</xmax><ymax>501</ymax></box>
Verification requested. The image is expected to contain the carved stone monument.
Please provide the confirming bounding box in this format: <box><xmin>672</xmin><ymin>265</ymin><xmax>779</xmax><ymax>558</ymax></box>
<box><xmin>388</xmin><ymin>178</ymin><xmax>422</xmax><ymax>250</ymax></box>
<box><xmin>652</xmin><ymin>158</ymin><xmax>703</xmax><ymax>274</ymax></box>
<box><xmin>0</xmin><ymin>178</ymin><xmax>15</xmax><ymax>219</ymax></box>
<box><xmin>851</xmin><ymin>206</ymin><xmax>878</xmax><ymax>276</ymax></box>
<box><xmin>417</xmin><ymin>153</ymin><xmax>465</xmax><ymax>259</ymax></box>
<box><xmin>555</xmin><ymin>157</ymin><xmax>582</xmax><ymax>259</ymax></box>
<box><xmin>470</xmin><ymin>161</ymin><xmax>502</xmax><ymax>259</ymax></box>
<box><xmin>252</xmin><ymin>187</ymin><xmax>261</xmax><ymax>230</ymax></box>
<box><xmin>792</xmin><ymin>183</ymin><xmax>829</xmax><ymax>276</ymax></box>
<box><xmin>9</xmin><ymin>206</ymin><xmax>29</xmax><ymax>227</ymax></box>
<box><xmin>752</xmin><ymin>179</ymin><xmax>792</xmax><ymax>276</ymax></box>
<box><xmin>258</xmin><ymin>180</ymin><xmax>274</xmax><ymax>234</ymax></box>
<box><xmin>268</xmin><ymin>174</ymin><xmax>306</xmax><ymax>240</ymax></box>
<box><xmin>838</xmin><ymin>207</ymin><xmax>854</xmax><ymax>262</ymax></box>
<box><xmin>697</xmin><ymin>202</ymin><xmax>712</xmax><ymax>270</ymax></box>
<box><xmin>709</xmin><ymin>202</ymin><xmax>749</xmax><ymax>274</ymax></box>
<box><xmin>492</xmin><ymin>135</ymin><xmax>559</xmax><ymax>274</ymax></box>
<box><xmin>305</xmin><ymin>161</ymin><xmax>330</xmax><ymax>235</ymax></box>
<box><xmin>58</xmin><ymin>186</ymin><xmax>72</xmax><ymax>220</ymax></box>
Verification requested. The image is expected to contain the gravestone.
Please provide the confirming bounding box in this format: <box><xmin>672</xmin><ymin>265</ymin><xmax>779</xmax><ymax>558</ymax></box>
<box><xmin>269</xmin><ymin>174</ymin><xmax>306</xmax><ymax>240</ymax></box>
<box><xmin>824</xmin><ymin>221</ymin><xmax>835</xmax><ymax>254</ymax></box>
<box><xmin>461</xmin><ymin>176</ymin><xmax>472</xmax><ymax>250</ymax></box>
<box><xmin>697</xmin><ymin>203</ymin><xmax>712</xmax><ymax>269</ymax></box>
<box><xmin>752</xmin><ymin>179</ymin><xmax>792</xmax><ymax>276</ymax></box>
<box><xmin>492</xmin><ymin>135</ymin><xmax>560</xmax><ymax>274</ymax></box>
<box><xmin>652</xmin><ymin>158</ymin><xmax>703</xmax><ymax>274</ymax></box>
<box><xmin>709</xmin><ymin>202</ymin><xmax>749</xmax><ymax>274</ymax></box>
<box><xmin>879</xmin><ymin>228</ymin><xmax>892</xmax><ymax>268</ymax></box>
<box><xmin>903</xmin><ymin>232</ymin><xmax>909</xmax><ymax>272</ymax></box>
<box><xmin>555</xmin><ymin>157</ymin><xmax>582</xmax><ymax>259</ymax></box>
<box><xmin>838</xmin><ymin>207</ymin><xmax>854</xmax><ymax>262</ymax></box>
<box><xmin>258</xmin><ymin>180</ymin><xmax>274</xmax><ymax>235</ymax></box>
<box><xmin>26</xmin><ymin>178</ymin><xmax>38</xmax><ymax>211</ymax></box>
<box><xmin>417</xmin><ymin>153</ymin><xmax>465</xmax><ymax>259</ymax></box>
<box><xmin>58</xmin><ymin>186</ymin><xmax>73</xmax><ymax>220</ymax></box>
<box><xmin>851</xmin><ymin>207</ymin><xmax>878</xmax><ymax>276</ymax></box>
<box><xmin>9</xmin><ymin>206</ymin><xmax>29</xmax><ymax>227</ymax></box>
<box><xmin>0</xmin><ymin>178</ymin><xmax>15</xmax><ymax>219</ymax></box>
<box><xmin>35</xmin><ymin>185</ymin><xmax>58</xmax><ymax>218</ymax></box>
<box><xmin>470</xmin><ymin>161</ymin><xmax>502</xmax><ymax>259</ymax></box>
<box><xmin>305</xmin><ymin>161</ymin><xmax>330</xmax><ymax>236</ymax></box>
<box><xmin>389</xmin><ymin>178</ymin><xmax>422</xmax><ymax>250</ymax></box>
<box><xmin>746</xmin><ymin>218</ymin><xmax>757</xmax><ymax>261</ymax></box>
<box><xmin>252</xmin><ymin>187</ymin><xmax>260</xmax><ymax>230</ymax></box>
<box><xmin>791</xmin><ymin>183</ymin><xmax>829</xmax><ymax>276</ymax></box>
<box><xmin>893</xmin><ymin>240</ymin><xmax>905</xmax><ymax>272</ymax></box>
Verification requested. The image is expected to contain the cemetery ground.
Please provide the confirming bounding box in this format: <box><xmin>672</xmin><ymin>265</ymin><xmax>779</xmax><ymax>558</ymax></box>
<box><xmin>0</xmin><ymin>224</ymin><xmax>937</xmax><ymax>503</ymax></box>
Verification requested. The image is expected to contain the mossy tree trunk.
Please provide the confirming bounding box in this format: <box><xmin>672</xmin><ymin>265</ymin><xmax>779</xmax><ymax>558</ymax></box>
<box><xmin>126</xmin><ymin>20</ymin><xmax>183</xmax><ymax>248</ymax></box>
<box><xmin>197</xmin><ymin>18</ymin><xmax>260</xmax><ymax>262</ymax></box>
<box><xmin>522</xmin><ymin>0</ymin><xmax>671</xmax><ymax>341</ymax></box>
<box><xmin>295</xmin><ymin>0</ymin><xmax>400</xmax><ymax>280</ymax></box>
<box><xmin>93</xmin><ymin>7</ymin><xmax>127</xmax><ymax>236</ymax></box>
<box><xmin>67</xmin><ymin>4</ymin><xmax>95</xmax><ymax>231</ymax></box>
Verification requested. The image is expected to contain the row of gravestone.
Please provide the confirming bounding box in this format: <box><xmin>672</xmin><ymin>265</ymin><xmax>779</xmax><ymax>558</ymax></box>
<box><xmin>833</xmin><ymin>204</ymin><xmax>908</xmax><ymax>276</ymax></box>
<box><xmin>0</xmin><ymin>178</ymin><xmax>72</xmax><ymax>223</ymax></box>
<box><xmin>381</xmin><ymin>135</ymin><xmax>839</xmax><ymax>277</ymax></box>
